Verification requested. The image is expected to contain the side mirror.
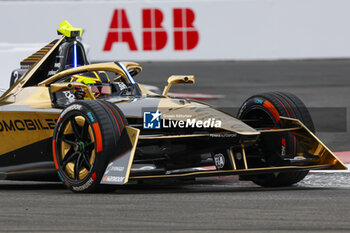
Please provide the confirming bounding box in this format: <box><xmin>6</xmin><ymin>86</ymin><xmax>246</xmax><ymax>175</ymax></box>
<box><xmin>50</xmin><ymin>82</ymin><xmax>96</xmax><ymax>100</ymax></box>
<box><xmin>162</xmin><ymin>75</ymin><xmax>195</xmax><ymax>96</ymax></box>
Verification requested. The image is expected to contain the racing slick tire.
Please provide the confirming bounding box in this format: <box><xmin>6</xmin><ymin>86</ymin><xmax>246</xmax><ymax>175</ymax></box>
<box><xmin>237</xmin><ymin>92</ymin><xmax>315</xmax><ymax>187</ymax></box>
<box><xmin>52</xmin><ymin>100</ymin><xmax>127</xmax><ymax>193</ymax></box>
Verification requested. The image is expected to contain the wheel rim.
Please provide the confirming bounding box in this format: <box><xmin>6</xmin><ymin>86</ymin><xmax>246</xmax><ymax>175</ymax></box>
<box><xmin>240</xmin><ymin>108</ymin><xmax>276</xmax><ymax>129</ymax></box>
<box><xmin>240</xmin><ymin>107</ymin><xmax>288</xmax><ymax>165</ymax></box>
<box><xmin>57</xmin><ymin>114</ymin><xmax>96</xmax><ymax>181</ymax></box>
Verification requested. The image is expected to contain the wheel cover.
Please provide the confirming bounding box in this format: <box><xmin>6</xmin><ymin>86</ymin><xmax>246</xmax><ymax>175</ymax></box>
<box><xmin>241</xmin><ymin>107</ymin><xmax>289</xmax><ymax>164</ymax></box>
<box><xmin>58</xmin><ymin>114</ymin><xmax>96</xmax><ymax>181</ymax></box>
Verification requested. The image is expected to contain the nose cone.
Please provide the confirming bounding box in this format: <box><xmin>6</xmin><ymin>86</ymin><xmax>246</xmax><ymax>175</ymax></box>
<box><xmin>114</xmin><ymin>96</ymin><xmax>259</xmax><ymax>135</ymax></box>
<box><xmin>158</xmin><ymin>98</ymin><xmax>259</xmax><ymax>135</ymax></box>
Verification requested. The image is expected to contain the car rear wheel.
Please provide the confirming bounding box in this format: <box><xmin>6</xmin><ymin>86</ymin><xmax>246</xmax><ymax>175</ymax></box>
<box><xmin>237</xmin><ymin>92</ymin><xmax>314</xmax><ymax>187</ymax></box>
<box><xmin>53</xmin><ymin>100</ymin><xmax>127</xmax><ymax>192</ymax></box>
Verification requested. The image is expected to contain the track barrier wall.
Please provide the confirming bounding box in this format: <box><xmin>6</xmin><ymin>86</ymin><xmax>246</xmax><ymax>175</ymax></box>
<box><xmin>1</xmin><ymin>0</ymin><xmax>350</xmax><ymax>86</ymax></box>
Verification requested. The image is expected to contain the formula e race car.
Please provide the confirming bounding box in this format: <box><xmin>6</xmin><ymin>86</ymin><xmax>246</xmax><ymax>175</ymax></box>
<box><xmin>0</xmin><ymin>21</ymin><xmax>346</xmax><ymax>192</ymax></box>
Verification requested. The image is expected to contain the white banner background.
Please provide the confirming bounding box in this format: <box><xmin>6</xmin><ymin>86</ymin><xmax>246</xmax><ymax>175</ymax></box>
<box><xmin>1</xmin><ymin>0</ymin><xmax>350</xmax><ymax>88</ymax></box>
<box><xmin>1</xmin><ymin>0</ymin><xmax>350</xmax><ymax>61</ymax></box>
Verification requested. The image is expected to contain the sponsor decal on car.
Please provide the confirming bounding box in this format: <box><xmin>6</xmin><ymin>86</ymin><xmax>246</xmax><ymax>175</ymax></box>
<box><xmin>104</xmin><ymin>163</ymin><xmax>125</xmax><ymax>175</ymax></box>
<box><xmin>0</xmin><ymin>118</ymin><xmax>57</xmax><ymax>132</ymax></box>
<box><xmin>214</xmin><ymin>153</ymin><xmax>225</xmax><ymax>169</ymax></box>
<box><xmin>209</xmin><ymin>133</ymin><xmax>237</xmax><ymax>138</ymax></box>
<box><xmin>101</xmin><ymin>150</ymin><xmax>134</xmax><ymax>185</ymax></box>
<box><xmin>63</xmin><ymin>91</ymin><xmax>75</xmax><ymax>104</ymax></box>
<box><xmin>103</xmin><ymin>176</ymin><xmax>125</xmax><ymax>183</ymax></box>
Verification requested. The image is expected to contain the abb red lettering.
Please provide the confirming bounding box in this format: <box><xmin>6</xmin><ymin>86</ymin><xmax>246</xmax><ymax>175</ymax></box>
<box><xmin>142</xmin><ymin>9</ymin><xmax>167</xmax><ymax>51</ymax></box>
<box><xmin>103</xmin><ymin>9</ymin><xmax>138</xmax><ymax>51</ymax></box>
<box><xmin>103</xmin><ymin>8</ymin><xmax>199</xmax><ymax>52</ymax></box>
<box><xmin>173</xmin><ymin>8</ymin><xmax>199</xmax><ymax>50</ymax></box>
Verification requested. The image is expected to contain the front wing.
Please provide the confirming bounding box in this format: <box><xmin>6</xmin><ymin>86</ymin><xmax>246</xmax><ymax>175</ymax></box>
<box><xmin>101</xmin><ymin>116</ymin><xmax>347</xmax><ymax>185</ymax></box>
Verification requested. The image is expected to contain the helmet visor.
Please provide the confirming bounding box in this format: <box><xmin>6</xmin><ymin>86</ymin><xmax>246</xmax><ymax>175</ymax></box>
<box><xmin>90</xmin><ymin>84</ymin><xmax>112</xmax><ymax>95</ymax></box>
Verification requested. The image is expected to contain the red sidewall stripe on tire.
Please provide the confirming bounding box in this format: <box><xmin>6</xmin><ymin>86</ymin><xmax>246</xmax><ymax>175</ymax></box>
<box><xmin>104</xmin><ymin>104</ymin><xmax>121</xmax><ymax>136</ymax></box>
<box><xmin>268</xmin><ymin>94</ymin><xmax>298</xmax><ymax>155</ymax></box>
<box><xmin>272</xmin><ymin>96</ymin><xmax>291</xmax><ymax>117</ymax></box>
<box><xmin>110</xmin><ymin>104</ymin><xmax>125</xmax><ymax>128</ymax></box>
<box><xmin>273</xmin><ymin>94</ymin><xmax>300</xmax><ymax>155</ymax></box>
<box><xmin>92</xmin><ymin>123</ymin><xmax>103</xmax><ymax>152</ymax></box>
<box><xmin>293</xmin><ymin>135</ymin><xmax>297</xmax><ymax>155</ymax></box>
<box><xmin>276</xmin><ymin>94</ymin><xmax>297</xmax><ymax>119</ymax></box>
<box><xmin>263</xmin><ymin>100</ymin><xmax>280</xmax><ymax>123</ymax></box>
<box><xmin>52</xmin><ymin>139</ymin><xmax>59</xmax><ymax>170</ymax></box>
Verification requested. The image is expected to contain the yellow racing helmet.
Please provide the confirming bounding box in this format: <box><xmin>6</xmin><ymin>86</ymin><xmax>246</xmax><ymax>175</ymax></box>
<box><xmin>70</xmin><ymin>71</ymin><xmax>111</xmax><ymax>98</ymax></box>
<box><xmin>70</xmin><ymin>71</ymin><xmax>110</xmax><ymax>84</ymax></box>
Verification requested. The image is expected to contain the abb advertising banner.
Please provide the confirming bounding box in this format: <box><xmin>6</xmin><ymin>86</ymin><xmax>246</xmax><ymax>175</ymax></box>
<box><xmin>103</xmin><ymin>8</ymin><xmax>199</xmax><ymax>53</ymax></box>
<box><xmin>1</xmin><ymin>0</ymin><xmax>350</xmax><ymax>62</ymax></box>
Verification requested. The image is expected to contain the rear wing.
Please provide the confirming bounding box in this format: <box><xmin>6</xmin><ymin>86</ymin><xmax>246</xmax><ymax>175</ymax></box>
<box><xmin>20</xmin><ymin>41</ymin><xmax>58</xmax><ymax>70</ymax></box>
<box><xmin>1</xmin><ymin>21</ymin><xmax>86</xmax><ymax>100</ymax></box>
<box><xmin>0</xmin><ymin>37</ymin><xmax>64</xmax><ymax>101</ymax></box>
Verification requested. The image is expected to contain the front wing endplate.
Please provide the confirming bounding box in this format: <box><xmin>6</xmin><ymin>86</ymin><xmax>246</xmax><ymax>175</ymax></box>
<box><xmin>101</xmin><ymin>126</ymin><xmax>140</xmax><ymax>185</ymax></box>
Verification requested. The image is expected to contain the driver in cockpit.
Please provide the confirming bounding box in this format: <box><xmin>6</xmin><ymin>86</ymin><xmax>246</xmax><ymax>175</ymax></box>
<box><xmin>69</xmin><ymin>71</ymin><xmax>112</xmax><ymax>99</ymax></box>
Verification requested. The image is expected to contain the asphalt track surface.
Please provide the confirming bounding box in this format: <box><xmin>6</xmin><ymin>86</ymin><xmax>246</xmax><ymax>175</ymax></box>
<box><xmin>1</xmin><ymin>60</ymin><xmax>350</xmax><ymax>232</ymax></box>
